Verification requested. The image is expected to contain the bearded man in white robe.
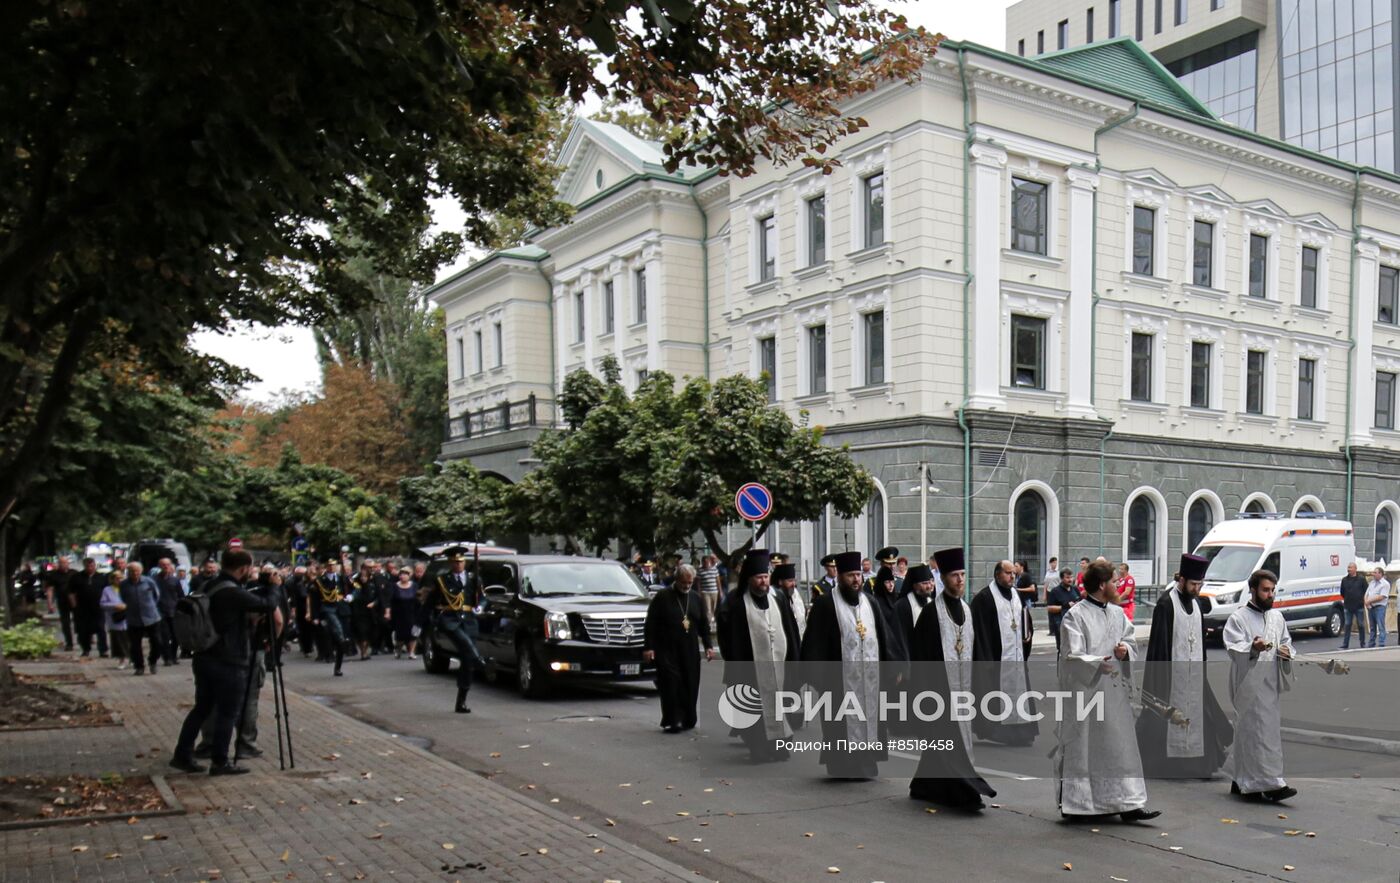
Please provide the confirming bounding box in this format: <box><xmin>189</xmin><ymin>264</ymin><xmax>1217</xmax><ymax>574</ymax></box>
<box><xmin>1055</xmin><ymin>560</ymin><xmax>1162</xmax><ymax>823</ymax></box>
<box><xmin>1223</xmin><ymin>568</ymin><xmax>1298</xmax><ymax>803</ymax></box>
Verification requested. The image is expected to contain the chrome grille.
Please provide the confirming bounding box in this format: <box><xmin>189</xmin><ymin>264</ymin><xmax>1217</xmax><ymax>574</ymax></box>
<box><xmin>580</xmin><ymin>614</ymin><xmax>646</xmax><ymax>646</ymax></box>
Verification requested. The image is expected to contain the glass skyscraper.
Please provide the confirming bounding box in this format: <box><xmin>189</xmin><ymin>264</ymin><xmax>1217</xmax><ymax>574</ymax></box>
<box><xmin>1167</xmin><ymin>33</ymin><xmax>1260</xmax><ymax>130</ymax></box>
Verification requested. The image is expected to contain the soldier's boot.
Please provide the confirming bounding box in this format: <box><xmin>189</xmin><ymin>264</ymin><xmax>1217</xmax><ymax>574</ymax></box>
<box><xmin>454</xmin><ymin>688</ymin><xmax>470</xmax><ymax>714</ymax></box>
<box><xmin>333</xmin><ymin>646</ymin><xmax>344</xmax><ymax>676</ymax></box>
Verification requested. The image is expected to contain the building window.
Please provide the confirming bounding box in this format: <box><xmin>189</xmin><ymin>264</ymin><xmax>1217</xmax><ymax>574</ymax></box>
<box><xmin>863</xmin><ymin>311</ymin><xmax>885</xmax><ymax>385</ymax></box>
<box><xmin>1297</xmin><ymin>357</ymin><xmax>1316</xmax><ymax>421</ymax></box>
<box><xmin>1130</xmin><ymin>332</ymin><xmax>1154</xmax><ymax>402</ymax></box>
<box><xmin>806</xmin><ymin>195</ymin><xmax>826</xmax><ymax>265</ymax></box>
<box><xmin>1380</xmin><ymin>266</ymin><xmax>1399</xmax><ymax>324</ymax></box>
<box><xmin>1165</xmin><ymin>33</ymin><xmax>1257</xmax><ymax>129</ymax></box>
<box><xmin>1299</xmin><ymin>247</ymin><xmax>1318</xmax><ymax>308</ymax></box>
<box><xmin>1187</xmin><ymin>497</ymin><xmax>1215</xmax><ymax>552</ymax></box>
<box><xmin>1190</xmin><ymin>341</ymin><xmax>1212</xmax><ymax>408</ymax></box>
<box><xmin>1087</xmin><ymin>7</ymin><xmax>1095</xmax><ymax>41</ymax></box>
<box><xmin>866</xmin><ymin>492</ymin><xmax>885</xmax><ymax>556</ymax></box>
<box><xmin>603</xmin><ymin>281</ymin><xmax>615</xmax><ymax>333</ymax></box>
<box><xmin>574</xmin><ymin>291</ymin><xmax>585</xmax><ymax>342</ymax></box>
<box><xmin>455</xmin><ymin>338</ymin><xmax>465</xmax><ymax>379</ymax></box>
<box><xmin>1057</xmin><ymin>19</ymin><xmax>1069</xmax><ymax>49</ymax></box>
<box><xmin>862</xmin><ymin>173</ymin><xmax>885</xmax><ymax>249</ymax></box>
<box><xmin>634</xmin><ymin>268</ymin><xmax>647</xmax><ymax>323</ymax></box>
<box><xmin>1245</xmin><ymin>350</ymin><xmax>1266</xmax><ymax>414</ymax></box>
<box><xmin>636</xmin><ymin>368</ymin><xmax>649</xmax><ymax>386</ymax></box>
<box><xmin>1377</xmin><ymin>509</ymin><xmax>1394</xmax><ymax>562</ymax></box>
<box><xmin>1377</xmin><ymin>371</ymin><xmax>1396</xmax><ymax>430</ymax></box>
<box><xmin>1013</xmin><ymin>490</ymin><xmax>1049</xmax><ymax>572</ymax></box>
<box><xmin>1135</xmin><ymin>0</ymin><xmax>1144</xmax><ymax>39</ymax></box>
<box><xmin>1192</xmin><ymin>220</ymin><xmax>1214</xmax><ymax>287</ymax></box>
<box><xmin>758</xmin><ymin>336</ymin><xmax>777</xmax><ymax>402</ymax></box>
<box><xmin>1018</xmin><ymin>38</ymin><xmax>1026</xmax><ymax>56</ymax></box>
<box><xmin>1244</xmin><ymin>498</ymin><xmax>1268</xmax><ymax>515</ymax></box>
<box><xmin>1109</xmin><ymin>0</ymin><xmax>1120</xmax><ymax>36</ymax></box>
<box><xmin>808</xmin><ymin>324</ymin><xmax>827</xmax><ymax>395</ymax></box>
<box><xmin>473</xmin><ymin>329</ymin><xmax>484</xmax><ymax>373</ymax></box>
<box><xmin>493</xmin><ymin>321</ymin><xmax>503</xmax><ymax>368</ymax></box>
<box><xmin>1132</xmin><ymin>206</ymin><xmax>1155</xmax><ymax>275</ymax></box>
<box><xmin>758</xmin><ymin>214</ymin><xmax>777</xmax><ymax>281</ymax></box>
<box><xmin>1248</xmin><ymin>233</ymin><xmax>1268</xmax><ymax>298</ymax></box>
<box><xmin>1011</xmin><ymin>178</ymin><xmax>1049</xmax><ymax>255</ymax></box>
<box><xmin>1037</xmin><ymin>30</ymin><xmax>1044</xmax><ymax>53</ymax></box>
<box><xmin>1154</xmin><ymin>0</ymin><xmax>1162</xmax><ymax>33</ymax></box>
<box><xmin>1210</xmin><ymin>0</ymin><xmax>1221</xmax><ymax>8</ymax></box>
<box><xmin>1127</xmin><ymin>495</ymin><xmax>1158</xmax><ymax>566</ymax></box>
<box><xmin>1011</xmin><ymin>315</ymin><xmax>1047</xmax><ymax>390</ymax></box>
<box><xmin>1174</xmin><ymin>0</ymin><xmax>1186</xmax><ymax>25</ymax></box>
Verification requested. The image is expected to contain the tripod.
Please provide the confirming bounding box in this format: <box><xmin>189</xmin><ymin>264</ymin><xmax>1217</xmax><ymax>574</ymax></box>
<box><xmin>267</xmin><ymin>611</ymin><xmax>295</xmax><ymax>769</ymax></box>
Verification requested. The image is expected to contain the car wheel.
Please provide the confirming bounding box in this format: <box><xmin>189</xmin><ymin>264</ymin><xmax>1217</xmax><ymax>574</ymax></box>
<box><xmin>1320</xmin><ymin>606</ymin><xmax>1342</xmax><ymax>638</ymax></box>
<box><xmin>516</xmin><ymin>643</ymin><xmax>549</xmax><ymax>698</ymax></box>
<box><xmin>423</xmin><ymin>636</ymin><xmax>451</xmax><ymax>674</ymax></box>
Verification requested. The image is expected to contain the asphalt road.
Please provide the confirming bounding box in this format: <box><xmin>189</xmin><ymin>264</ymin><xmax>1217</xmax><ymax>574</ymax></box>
<box><xmin>280</xmin><ymin>629</ymin><xmax>1400</xmax><ymax>883</ymax></box>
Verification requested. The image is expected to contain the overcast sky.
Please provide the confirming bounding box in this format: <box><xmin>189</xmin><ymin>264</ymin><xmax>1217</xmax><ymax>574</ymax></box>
<box><xmin>195</xmin><ymin>1</ymin><xmax>1018</xmax><ymax>403</ymax></box>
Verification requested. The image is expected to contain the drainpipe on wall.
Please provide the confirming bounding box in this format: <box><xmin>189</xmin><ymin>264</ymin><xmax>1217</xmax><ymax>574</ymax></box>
<box><xmin>689</xmin><ymin>188</ymin><xmax>712</xmax><ymax>379</ymax></box>
<box><xmin>1345</xmin><ymin>169</ymin><xmax>1362</xmax><ymax>523</ymax></box>
<box><xmin>1092</xmin><ymin>101</ymin><xmax>1138</xmax><ymax>559</ymax></box>
<box><xmin>956</xmin><ymin>47</ymin><xmax>975</xmax><ymax>557</ymax></box>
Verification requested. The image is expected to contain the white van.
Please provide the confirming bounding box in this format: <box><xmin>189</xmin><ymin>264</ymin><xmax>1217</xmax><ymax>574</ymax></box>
<box><xmin>1193</xmin><ymin>513</ymin><xmax>1351</xmax><ymax>638</ymax></box>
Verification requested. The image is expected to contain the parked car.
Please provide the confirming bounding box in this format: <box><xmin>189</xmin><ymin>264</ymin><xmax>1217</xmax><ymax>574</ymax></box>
<box><xmin>418</xmin><ymin>552</ymin><xmax>654</xmax><ymax>698</ymax></box>
<box><xmin>1194</xmin><ymin>513</ymin><xmax>1352</xmax><ymax>638</ymax></box>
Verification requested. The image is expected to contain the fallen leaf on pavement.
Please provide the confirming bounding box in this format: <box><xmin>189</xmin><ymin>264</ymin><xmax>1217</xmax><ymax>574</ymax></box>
<box><xmin>1284</xmin><ymin>830</ymin><xmax>1302</xmax><ymax>836</ymax></box>
<box><xmin>1063</xmin><ymin>863</ymin><xmax>1072</xmax><ymax>871</ymax></box>
<box><xmin>1220</xmin><ymin>819</ymin><xmax>1239</xmax><ymax>824</ymax></box>
<box><xmin>1283</xmin><ymin>866</ymin><xmax>1295</xmax><ymax>872</ymax></box>
<box><xmin>703</xmin><ymin>788</ymin><xmax>714</xmax><ymax>793</ymax></box>
<box><xmin>925</xmin><ymin>808</ymin><xmax>937</xmax><ymax>815</ymax></box>
<box><xmin>127</xmin><ymin>816</ymin><xmax>140</xmax><ymax>825</ymax></box>
<box><xmin>826</xmin><ymin>868</ymin><xmax>840</xmax><ymax>874</ymax></box>
<box><xmin>1305</xmin><ymin>832</ymin><xmax>1316</xmax><ymax>838</ymax></box>
<box><xmin>367</xmin><ymin>834</ymin><xmax>382</xmax><ymax>841</ymax></box>
<box><xmin>360</xmin><ymin>772</ymin><xmax>372</xmax><ymax>780</ymax></box>
<box><xmin>72</xmin><ymin>846</ymin><xmax>89</xmax><ymax>853</ymax></box>
<box><xmin>104</xmin><ymin>852</ymin><xmax>122</xmax><ymax>860</ymax></box>
<box><xmin>594</xmin><ymin>847</ymin><xmax>604</xmax><ymax>854</ymax></box>
<box><xmin>642</xmin><ymin>800</ymin><xmax>653</xmax><ymax>805</ymax></box>
<box><xmin>142</xmin><ymin>834</ymin><xmax>169</xmax><ymax>841</ymax></box>
<box><xmin>442</xmin><ymin>843</ymin><xmax>455</xmax><ymax>851</ymax></box>
<box><xmin>280</xmin><ymin>849</ymin><xmax>290</xmax><ymax>862</ymax></box>
<box><xmin>605</xmin><ymin>818</ymin><xmax>616</xmax><ymax>826</ymax></box>
<box><xmin>619</xmin><ymin>783</ymin><xmax>632</xmax><ymax>788</ymax></box>
<box><xmin>804</xmin><ymin>832</ymin><xmax>814</xmax><ymax>837</ymax></box>
<box><xmin>549</xmin><ymin>798</ymin><xmax>559</xmax><ymax>804</ymax></box>
<box><xmin>667</xmin><ymin>836</ymin><xmax>679</xmax><ymax>843</ymax></box>
<box><xmin>490</xmin><ymin>753</ymin><xmax>502</xmax><ymax>758</ymax></box>
<box><xmin>1277</xmin><ymin>813</ymin><xmax>1287</xmax><ymax>819</ymax></box>
<box><xmin>676</xmin><ymin>811</ymin><xmax>690</xmax><ymax>817</ymax></box>
<box><xmin>517</xmin><ymin>744</ymin><xmax>530</xmax><ymax>749</ymax></box>
<box><xmin>348</xmin><ymin>799</ymin><xmax>365</xmax><ymax>805</ymax></box>
<box><xmin>1169</xmin><ymin>847</ymin><xmax>1183</xmax><ymax>852</ymax></box>
<box><xmin>537</xmin><ymin>848</ymin><xmax>548</xmax><ymax>855</ymax></box>
<box><xmin>392</xmin><ymin>797</ymin><xmax>404</xmax><ymax>803</ymax></box>
<box><xmin>1110</xmin><ymin>877</ymin><xmax>1128</xmax><ymax>882</ymax></box>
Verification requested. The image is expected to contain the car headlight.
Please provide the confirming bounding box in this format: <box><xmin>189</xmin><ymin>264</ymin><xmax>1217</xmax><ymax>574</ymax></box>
<box><xmin>1214</xmin><ymin>590</ymin><xmax>1240</xmax><ymax>605</ymax></box>
<box><xmin>544</xmin><ymin>611</ymin><xmax>571</xmax><ymax>641</ymax></box>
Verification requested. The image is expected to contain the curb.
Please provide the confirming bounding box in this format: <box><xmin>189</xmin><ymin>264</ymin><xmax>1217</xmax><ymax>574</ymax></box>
<box><xmin>287</xmin><ymin>688</ymin><xmax>700</xmax><ymax>881</ymax></box>
<box><xmin>1281</xmin><ymin>725</ymin><xmax>1400</xmax><ymax>757</ymax></box>
<box><xmin>0</xmin><ymin>775</ymin><xmax>186</xmax><ymax>832</ymax></box>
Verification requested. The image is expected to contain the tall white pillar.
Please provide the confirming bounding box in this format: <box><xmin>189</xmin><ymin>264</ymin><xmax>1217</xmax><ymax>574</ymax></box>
<box><xmin>967</xmin><ymin>142</ymin><xmax>1008</xmax><ymax>410</ymax></box>
<box><xmin>1349</xmin><ymin>240</ymin><xmax>1379</xmax><ymax>446</ymax></box>
<box><xmin>579</xmin><ymin>271</ymin><xmax>595</xmax><ymax>371</ymax></box>
<box><xmin>1066</xmin><ymin>167</ymin><xmax>1100</xmax><ymax>418</ymax></box>
<box><xmin>643</xmin><ymin>242</ymin><xmax>662</xmax><ymax>372</ymax></box>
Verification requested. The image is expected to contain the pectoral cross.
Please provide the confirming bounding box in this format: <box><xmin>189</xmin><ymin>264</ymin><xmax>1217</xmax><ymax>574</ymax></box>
<box><xmin>954</xmin><ymin>626</ymin><xmax>965</xmax><ymax>657</ymax></box>
<box><xmin>1009</xmin><ymin>611</ymin><xmax>1018</xmax><ymax>634</ymax></box>
<box><xmin>682</xmin><ymin>615</ymin><xmax>691</xmax><ymax>633</ymax></box>
<box><xmin>855</xmin><ymin>613</ymin><xmax>868</xmax><ymax>641</ymax></box>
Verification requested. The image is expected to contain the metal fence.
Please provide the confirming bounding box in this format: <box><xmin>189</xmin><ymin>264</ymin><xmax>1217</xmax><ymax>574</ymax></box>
<box><xmin>444</xmin><ymin>395</ymin><xmax>555</xmax><ymax>442</ymax></box>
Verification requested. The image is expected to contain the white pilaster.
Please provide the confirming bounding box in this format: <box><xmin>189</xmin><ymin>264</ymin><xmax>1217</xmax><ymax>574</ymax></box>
<box><xmin>1349</xmin><ymin>240</ymin><xmax>1379</xmax><ymax>446</ymax></box>
<box><xmin>643</xmin><ymin>242</ymin><xmax>662</xmax><ymax>371</ymax></box>
<box><xmin>968</xmin><ymin>142</ymin><xmax>1008</xmax><ymax>410</ymax></box>
<box><xmin>1066</xmin><ymin>166</ymin><xmax>1099</xmax><ymax>418</ymax></box>
<box><xmin>552</xmin><ymin>283</ymin><xmax>567</xmax><ymax>392</ymax></box>
<box><xmin>580</xmin><ymin>271</ymin><xmax>595</xmax><ymax>370</ymax></box>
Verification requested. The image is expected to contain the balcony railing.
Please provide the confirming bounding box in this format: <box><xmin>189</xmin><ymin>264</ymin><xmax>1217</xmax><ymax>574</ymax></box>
<box><xmin>444</xmin><ymin>395</ymin><xmax>555</xmax><ymax>442</ymax></box>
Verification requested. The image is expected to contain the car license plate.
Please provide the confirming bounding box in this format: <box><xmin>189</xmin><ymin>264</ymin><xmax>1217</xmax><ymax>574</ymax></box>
<box><xmin>620</xmin><ymin>663</ymin><xmax>640</xmax><ymax>676</ymax></box>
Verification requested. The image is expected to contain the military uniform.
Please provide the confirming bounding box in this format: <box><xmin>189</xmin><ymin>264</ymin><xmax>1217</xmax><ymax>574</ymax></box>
<box><xmin>310</xmin><ymin>567</ymin><xmax>352</xmax><ymax>675</ymax></box>
<box><xmin>425</xmin><ymin>552</ymin><xmax>486</xmax><ymax>713</ymax></box>
<box><xmin>813</xmin><ymin>554</ymin><xmax>839</xmax><ymax>604</ymax></box>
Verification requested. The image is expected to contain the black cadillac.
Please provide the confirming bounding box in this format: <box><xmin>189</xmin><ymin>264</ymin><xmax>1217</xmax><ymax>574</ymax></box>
<box><xmin>419</xmin><ymin>551</ymin><xmax>655</xmax><ymax>698</ymax></box>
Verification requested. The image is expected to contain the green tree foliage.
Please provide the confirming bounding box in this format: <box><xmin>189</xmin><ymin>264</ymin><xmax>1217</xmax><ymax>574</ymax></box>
<box><xmin>239</xmin><ymin>448</ymin><xmax>396</xmax><ymax>554</ymax></box>
<box><xmin>1</xmin><ymin>0</ymin><xmax>933</xmax><ymax>521</ymax></box>
<box><xmin>395</xmin><ymin>461</ymin><xmax>508</xmax><ymax>548</ymax></box>
<box><xmin>511</xmin><ymin>357</ymin><xmax>872</xmax><ymax>570</ymax></box>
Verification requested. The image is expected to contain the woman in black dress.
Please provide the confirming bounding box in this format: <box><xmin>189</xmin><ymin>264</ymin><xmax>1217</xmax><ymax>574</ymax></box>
<box><xmin>389</xmin><ymin>567</ymin><xmax>421</xmax><ymax>659</ymax></box>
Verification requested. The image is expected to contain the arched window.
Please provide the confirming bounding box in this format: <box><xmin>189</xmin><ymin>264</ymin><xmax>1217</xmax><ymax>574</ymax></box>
<box><xmin>1377</xmin><ymin>509</ymin><xmax>1394</xmax><ymax>562</ymax></box>
<box><xmin>1013</xmin><ymin>491</ymin><xmax>1048</xmax><ymax>571</ymax></box>
<box><xmin>866</xmin><ymin>492</ymin><xmax>885</xmax><ymax>555</ymax></box>
<box><xmin>1187</xmin><ymin>497</ymin><xmax>1215</xmax><ymax>552</ymax></box>
<box><xmin>1128</xmin><ymin>496</ymin><xmax>1157</xmax><ymax>562</ymax></box>
<box><xmin>1296</xmin><ymin>502</ymin><xmax>1316</xmax><ymax>514</ymax></box>
<box><xmin>1244</xmin><ymin>498</ymin><xmax>1267</xmax><ymax>515</ymax></box>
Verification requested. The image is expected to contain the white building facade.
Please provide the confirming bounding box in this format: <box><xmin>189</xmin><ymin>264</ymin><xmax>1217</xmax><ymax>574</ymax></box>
<box><xmin>430</xmin><ymin>39</ymin><xmax>1400</xmax><ymax>586</ymax></box>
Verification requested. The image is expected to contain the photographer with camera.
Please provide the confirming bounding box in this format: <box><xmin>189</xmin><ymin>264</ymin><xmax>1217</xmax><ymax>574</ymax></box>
<box><xmin>169</xmin><ymin>550</ymin><xmax>281</xmax><ymax>776</ymax></box>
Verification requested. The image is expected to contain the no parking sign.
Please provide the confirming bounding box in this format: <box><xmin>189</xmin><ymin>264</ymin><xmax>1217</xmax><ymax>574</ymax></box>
<box><xmin>734</xmin><ymin>483</ymin><xmax>774</xmax><ymax>522</ymax></box>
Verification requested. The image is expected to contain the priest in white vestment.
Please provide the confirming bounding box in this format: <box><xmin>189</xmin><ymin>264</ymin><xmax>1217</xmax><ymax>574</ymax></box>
<box><xmin>1055</xmin><ymin>561</ymin><xmax>1161</xmax><ymax>822</ymax></box>
<box><xmin>1223</xmin><ymin>568</ymin><xmax>1298</xmax><ymax>803</ymax></box>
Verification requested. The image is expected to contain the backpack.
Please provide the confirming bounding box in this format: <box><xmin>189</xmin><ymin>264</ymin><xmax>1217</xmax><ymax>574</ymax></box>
<box><xmin>172</xmin><ymin>578</ymin><xmax>234</xmax><ymax>654</ymax></box>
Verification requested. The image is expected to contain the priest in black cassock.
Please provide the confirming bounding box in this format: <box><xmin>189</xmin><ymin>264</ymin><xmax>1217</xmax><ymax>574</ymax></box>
<box><xmin>1136</xmin><ymin>553</ymin><xmax>1233</xmax><ymax>778</ymax></box>
<box><xmin>970</xmin><ymin>559</ymin><xmax>1038</xmax><ymax>746</ymax></box>
<box><xmin>893</xmin><ymin>563</ymin><xmax>936</xmax><ymax>656</ymax></box>
<box><xmin>908</xmin><ymin>549</ymin><xmax>997</xmax><ymax>810</ymax></box>
<box><xmin>801</xmin><ymin>550</ymin><xmax>905</xmax><ymax>778</ymax></box>
<box><xmin>869</xmin><ymin>564</ymin><xmax>909</xmax><ymax>662</ymax></box>
<box><xmin>772</xmin><ymin>562</ymin><xmax>808</xmax><ymax>640</ymax></box>
<box><xmin>644</xmin><ymin>564</ymin><xmax>715</xmax><ymax>733</ymax></box>
<box><xmin>715</xmin><ymin>549</ymin><xmax>802</xmax><ymax>762</ymax></box>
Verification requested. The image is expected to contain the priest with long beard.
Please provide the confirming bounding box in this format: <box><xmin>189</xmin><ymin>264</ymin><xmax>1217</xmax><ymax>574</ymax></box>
<box><xmin>715</xmin><ymin>549</ymin><xmax>802</xmax><ymax>762</ymax></box>
<box><xmin>1136</xmin><ymin>553</ymin><xmax>1233</xmax><ymax>778</ymax></box>
<box><xmin>1223</xmin><ymin>569</ymin><xmax>1297</xmax><ymax>803</ymax></box>
<box><xmin>907</xmin><ymin>548</ymin><xmax>997</xmax><ymax>811</ymax></box>
<box><xmin>801</xmin><ymin>550</ymin><xmax>904</xmax><ymax>779</ymax></box>
<box><xmin>1055</xmin><ymin>560</ymin><xmax>1161</xmax><ymax>823</ymax></box>
<box><xmin>970</xmin><ymin>560</ymin><xmax>1038</xmax><ymax>747</ymax></box>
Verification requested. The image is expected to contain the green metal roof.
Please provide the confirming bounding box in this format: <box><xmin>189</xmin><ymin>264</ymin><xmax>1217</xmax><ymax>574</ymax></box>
<box><xmin>1029</xmin><ymin>37</ymin><xmax>1216</xmax><ymax>120</ymax></box>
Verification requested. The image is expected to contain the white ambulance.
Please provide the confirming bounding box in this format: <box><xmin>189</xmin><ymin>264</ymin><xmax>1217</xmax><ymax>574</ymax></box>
<box><xmin>1192</xmin><ymin>513</ymin><xmax>1352</xmax><ymax>638</ymax></box>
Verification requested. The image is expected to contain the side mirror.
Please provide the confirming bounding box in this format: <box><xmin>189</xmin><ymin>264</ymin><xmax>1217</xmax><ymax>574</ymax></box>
<box><xmin>484</xmin><ymin>584</ymin><xmax>511</xmax><ymax>597</ymax></box>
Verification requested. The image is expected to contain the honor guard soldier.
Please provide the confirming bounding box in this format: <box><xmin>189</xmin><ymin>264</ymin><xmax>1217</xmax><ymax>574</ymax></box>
<box><xmin>425</xmin><ymin>546</ymin><xmax>487</xmax><ymax>713</ymax></box>
<box><xmin>813</xmin><ymin>554</ymin><xmax>839</xmax><ymax>602</ymax></box>
<box><xmin>310</xmin><ymin>558</ymin><xmax>352</xmax><ymax>676</ymax></box>
<box><xmin>865</xmin><ymin>547</ymin><xmax>899</xmax><ymax>594</ymax></box>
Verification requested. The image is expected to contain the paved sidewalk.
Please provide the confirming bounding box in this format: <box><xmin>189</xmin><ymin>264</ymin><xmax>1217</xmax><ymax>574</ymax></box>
<box><xmin>0</xmin><ymin>655</ymin><xmax>696</xmax><ymax>882</ymax></box>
